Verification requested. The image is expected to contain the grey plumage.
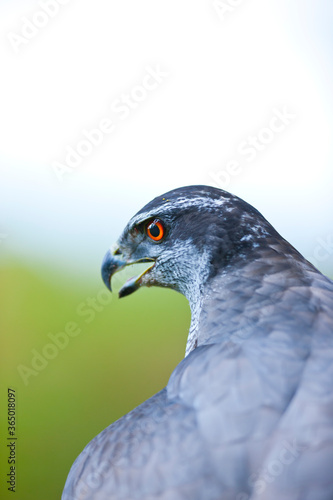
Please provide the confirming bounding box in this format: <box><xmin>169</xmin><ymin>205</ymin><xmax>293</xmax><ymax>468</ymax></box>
<box><xmin>63</xmin><ymin>185</ymin><xmax>333</xmax><ymax>500</ymax></box>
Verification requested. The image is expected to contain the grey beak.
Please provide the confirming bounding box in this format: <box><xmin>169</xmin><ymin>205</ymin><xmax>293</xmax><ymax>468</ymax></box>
<box><xmin>101</xmin><ymin>248</ymin><xmax>126</xmax><ymax>291</ymax></box>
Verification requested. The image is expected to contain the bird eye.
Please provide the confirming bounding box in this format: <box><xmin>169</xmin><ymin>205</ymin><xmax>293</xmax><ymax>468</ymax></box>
<box><xmin>146</xmin><ymin>220</ymin><xmax>165</xmax><ymax>241</ymax></box>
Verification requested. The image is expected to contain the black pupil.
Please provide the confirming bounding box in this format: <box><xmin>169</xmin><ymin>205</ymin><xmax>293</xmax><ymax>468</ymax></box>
<box><xmin>149</xmin><ymin>223</ymin><xmax>160</xmax><ymax>237</ymax></box>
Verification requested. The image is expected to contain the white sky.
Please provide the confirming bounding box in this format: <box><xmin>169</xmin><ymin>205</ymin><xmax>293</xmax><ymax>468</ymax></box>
<box><xmin>0</xmin><ymin>0</ymin><xmax>332</xmax><ymax>279</ymax></box>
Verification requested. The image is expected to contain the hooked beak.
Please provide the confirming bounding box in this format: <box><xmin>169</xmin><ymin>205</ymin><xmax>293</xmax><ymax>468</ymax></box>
<box><xmin>101</xmin><ymin>248</ymin><xmax>126</xmax><ymax>292</ymax></box>
<box><xmin>101</xmin><ymin>246</ymin><xmax>155</xmax><ymax>298</ymax></box>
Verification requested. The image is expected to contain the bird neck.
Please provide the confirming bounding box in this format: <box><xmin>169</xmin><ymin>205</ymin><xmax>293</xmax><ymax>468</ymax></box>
<box><xmin>186</xmin><ymin>297</ymin><xmax>203</xmax><ymax>356</ymax></box>
<box><xmin>184</xmin><ymin>238</ymin><xmax>318</xmax><ymax>357</ymax></box>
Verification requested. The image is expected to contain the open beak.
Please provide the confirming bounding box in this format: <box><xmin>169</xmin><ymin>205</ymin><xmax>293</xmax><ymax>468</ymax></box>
<box><xmin>101</xmin><ymin>247</ymin><xmax>155</xmax><ymax>298</ymax></box>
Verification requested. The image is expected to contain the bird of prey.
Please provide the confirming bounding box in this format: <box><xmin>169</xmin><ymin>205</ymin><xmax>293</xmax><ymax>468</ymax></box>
<box><xmin>63</xmin><ymin>185</ymin><xmax>333</xmax><ymax>500</ymax></box>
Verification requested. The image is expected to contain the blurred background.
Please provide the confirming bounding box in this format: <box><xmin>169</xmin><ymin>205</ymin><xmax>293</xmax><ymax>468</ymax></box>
<box><xmin>0</xmin><ymin>1</ymin><xmax>332</xmax><ymax>498</ymax></box>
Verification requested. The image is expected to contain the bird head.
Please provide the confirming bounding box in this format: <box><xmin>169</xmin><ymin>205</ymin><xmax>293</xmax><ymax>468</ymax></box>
<box><xmin>101</xmin><ymin>185</ymin><xmax>279</xmax><ymax>302</ymax></box>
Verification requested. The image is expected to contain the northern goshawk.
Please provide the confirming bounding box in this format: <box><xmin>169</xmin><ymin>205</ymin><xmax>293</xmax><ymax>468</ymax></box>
<box><xmin>63</xmin><ymin>185</ymin><xmax>333</xmax><ymax>500</ymax></box>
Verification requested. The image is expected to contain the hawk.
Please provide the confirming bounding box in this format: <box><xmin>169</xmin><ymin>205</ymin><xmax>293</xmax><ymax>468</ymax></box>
<box><xmin>63</xmin><ymin>185</ymin><xmax>333</xmax><ymax>500</ymax></box>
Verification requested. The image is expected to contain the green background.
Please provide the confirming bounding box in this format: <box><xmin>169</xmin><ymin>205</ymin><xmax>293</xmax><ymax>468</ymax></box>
<box><xmin>0</xmin><ymin>261</ymin><xmax>190</xmax><ymax>500</ymax></box>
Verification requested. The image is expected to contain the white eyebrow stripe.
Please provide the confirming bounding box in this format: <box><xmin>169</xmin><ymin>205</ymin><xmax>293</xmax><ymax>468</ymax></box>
<box><xmin>128</xmin><ymin>196</ymin><xmax>233</xmax><ymax>227</ymax></box>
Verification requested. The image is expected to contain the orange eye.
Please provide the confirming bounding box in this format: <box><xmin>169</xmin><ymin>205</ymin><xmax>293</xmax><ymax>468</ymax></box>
<box><xmin>146</xmin><ymin>220</ymin><xmax>165</xmax><ymax>241</ymax></box>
